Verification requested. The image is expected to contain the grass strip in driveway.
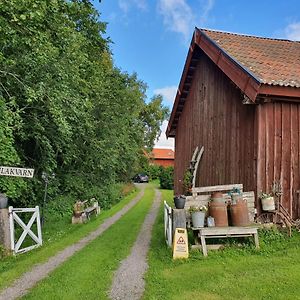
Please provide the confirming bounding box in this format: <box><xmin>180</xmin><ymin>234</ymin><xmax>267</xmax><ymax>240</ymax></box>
<box><xmin>22</xmin><ymin>187</ymin><xmax>155</xmax><ymax>299</ymax></box>
<box><xmin>0</xmin><ymin>188</ymin><xmax>140</xmax><ymax>292</ymax></box>
<box><xmin>143</xmin><ymin>189</ymin><xmax>300</xmax><ymax>300</ymax></box>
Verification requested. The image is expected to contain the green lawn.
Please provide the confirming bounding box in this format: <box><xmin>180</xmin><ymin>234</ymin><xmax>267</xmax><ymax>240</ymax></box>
<box><xmin>0</xmin><ymin>187</ymin><xmax>141</xmax><ymax>291</ymax></box>
<box><xmin>143</xmin><ymin>189</ymin><xmax>300</xmax><ymax>300</ymax></box>
<box><xmin>3</xmin><ymin>185</ymin><xmax>300</xmax><ymax>300</ymax></box>
<box><xmin>23</xmin><ymin>186</ymin><xmax>155</xmax><ymax>299</ymax></box>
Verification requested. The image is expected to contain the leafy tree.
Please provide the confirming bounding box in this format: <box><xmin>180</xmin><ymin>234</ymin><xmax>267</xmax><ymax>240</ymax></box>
<box><xmin>0</xmin><ymin>0</ymin><xmax>169</xmax><ymax>207</ymax></box>
<box><xmin>141</xmin><ymin>94</ymin><xmax>169</xmax><ymax>150</ymax></box>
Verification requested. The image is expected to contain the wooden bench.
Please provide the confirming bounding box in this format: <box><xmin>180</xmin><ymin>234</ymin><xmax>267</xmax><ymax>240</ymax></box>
<box><xmin>72</xmin><ymin>201</ymin><xmax>100</xmax><ymax>224</ymax></box>
<box><xmin>84</xmin><ymin>203</ymin><xmax>100</xmax><ymax>220</ymax></box>
<box><xmin>84</xmin><ymin>207</ymin><xmax>97</xmax><ymax>219</ymax></box>
<box><xmin>192</xmin><ymin>226</ymin><xmax>259</xmax><ymax>256</ymax></box>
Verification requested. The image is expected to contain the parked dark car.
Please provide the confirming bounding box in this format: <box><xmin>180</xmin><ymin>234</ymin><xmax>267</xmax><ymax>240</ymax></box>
<box><xmin>133</xmin><ymin>173</ymin><xmax>149</xmax><ymax>183</ymax></box>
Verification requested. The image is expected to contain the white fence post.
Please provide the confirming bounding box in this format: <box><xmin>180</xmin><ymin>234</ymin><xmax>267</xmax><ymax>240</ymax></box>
<box><xmin>164</xmin><ymin>201</ymin><xmax>172</xmax><ymax>247</ymax></box>
<box><xmin>9</xmin><ymin>206</ymin><xmax>15</xmax><ymax>252</ymax></box>
<box><xmin>36</xmin><ymin>206</ymin><xmax>43</xmax><ymax>246</ymax></box>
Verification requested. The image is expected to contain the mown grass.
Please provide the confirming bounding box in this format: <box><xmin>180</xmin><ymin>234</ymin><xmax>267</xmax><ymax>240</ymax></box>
<box><xmin>0</xmin><ymin>187</ymin><xmax>140</xmax><ymax>291</ymax></box>
<box><xmin>143</xmin><ymin>189</ymin><xmax>300</xmax><ymax>300</ymax></box>
<box><xmin>23</xmin><ymin>185</ymin><xmax>155</xmax><ymax>299</ymax></box>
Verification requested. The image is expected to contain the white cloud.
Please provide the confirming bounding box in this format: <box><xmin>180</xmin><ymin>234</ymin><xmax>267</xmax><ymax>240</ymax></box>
<box><xmin>284</xmin><ymin>22</ymin><xmax>300</xmax><ymax>41</ymax></box>
<box><xmin>199</xmin><ymin>0</ymin><xmax>214</xmax><ymax>25</ymax></box>
<box><xmin>154</xmin><ymin>120</ymin><xmax>175</xmax><ymax>150</ymax></box>
<box><xmin>157</xmin><ymin>0</ymin><xmax>214</xmax><ymax>40</ymax></box>
<box><xmin>134</xmin><ymin>0</ymin><xmax>147</xmax><ymax>11</ymax></box>
<box><xmin>118</xmin><ymin>0</ymin><xmax>147</xmax><ymax>14</ymax></box>
<box><xmin>118</xmin><ymin>0</ymin><xmax>130</xmax><ymax>14</ymax></box>
<box><xmin>158</xmin><ymin>0</ymin><xmax>195</xmax><ymax>39</ymax></box>
<box><xmin>154</xmin><ymin>85</ymin><xmax>177</xmax><ymax>104</ymax></box>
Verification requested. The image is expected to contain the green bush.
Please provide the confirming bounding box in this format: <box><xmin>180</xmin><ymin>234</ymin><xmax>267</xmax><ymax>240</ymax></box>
<box><xmin>137</xmin><ymin>164</ymin><xmax>162</xmax><ymax>181</ymax></box>
<box><xmin>45</xmin><ymin>195</ymin><xmax>75</xmax><ymax>221</ymax></box>
<box><xmin>147</xmin><ymin>165</ymin><xmax>162</xmax><ymax>180</ymax></box>
<box><xmin>159</xmin><ymin>166</ymin><xmax>174</xmax><ymax>190</ymax></box>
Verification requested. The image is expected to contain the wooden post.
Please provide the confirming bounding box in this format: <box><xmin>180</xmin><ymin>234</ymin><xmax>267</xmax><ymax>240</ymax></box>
<box><xmin>0</xmin><ymin>208</ymin><xmax>11</xmax><ymax>251</ymax></box>
<box><xmin>200</xmin><ymin>234</ymin><xmax>208</xmax><ymax>257</ymax></box>
<box><xmin>172</xmin><ymin>209</ymin><xmax>186</xmax><ymax>237</ymax></box>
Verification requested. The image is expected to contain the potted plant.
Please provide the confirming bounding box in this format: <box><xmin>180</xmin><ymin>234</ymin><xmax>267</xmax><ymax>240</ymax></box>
<box><xmin>73</xmin><ymin>201</ymin><xmax>84</xmax><ymax>217</ymax></box>
<box><xmin>174</xmin><ymin>195</ymin><xmax>186</xmax><ymax>209</ymax></box>
<box><xmin>259</xmin><ymin>192</ymin><xmax>275</xmax><ymax>211</ymax></box>
<box><xmin>189</xmin><ymin>205</ymin><xmax>207</xmax><ymax>228</ymax></box>
<box><xmin>228</xmin><ymin>187</ymin><xmax>242</xmax><ymax>204</ymax></box>
<box><xmin>183</xmin><ymin>169</ymin><xmax>193</xmax><ymax>196</ymax></box>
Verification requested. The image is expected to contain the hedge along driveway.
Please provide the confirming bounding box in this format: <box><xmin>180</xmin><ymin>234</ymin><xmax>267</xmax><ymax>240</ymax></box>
<box><xmin>0</xmin><ymin>188</ymin><xmax>140</xmax><ymax>292</ymax></box>
<box><xmin>22</xmin><ymin>186</ymin><xmax>155</xmax><ymax>299</ymax></box>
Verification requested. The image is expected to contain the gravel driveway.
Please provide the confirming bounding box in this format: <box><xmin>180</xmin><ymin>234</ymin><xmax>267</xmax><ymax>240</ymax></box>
<box><xmin>109</xmin><ymin>189</ymin><xmax>161</xmax><ymax>300</ymax></box>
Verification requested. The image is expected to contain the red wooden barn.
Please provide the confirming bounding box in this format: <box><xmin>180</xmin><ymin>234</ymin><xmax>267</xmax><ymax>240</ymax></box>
<box><xmin>167</xmin><ymin>28</ymin><xmax>300</xmax><ymax>219</ymax></box>
<box><xmin>150</xmin><ymin>148</ymin><xmax>175</xmax><ymax>167</ymax></box>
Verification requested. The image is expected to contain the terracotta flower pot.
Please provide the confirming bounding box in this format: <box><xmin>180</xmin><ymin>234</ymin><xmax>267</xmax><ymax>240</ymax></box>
<box><xmin>73</xmin><ymin>211</ymin><xmax>83</xmax><ymax>218</ymax></box>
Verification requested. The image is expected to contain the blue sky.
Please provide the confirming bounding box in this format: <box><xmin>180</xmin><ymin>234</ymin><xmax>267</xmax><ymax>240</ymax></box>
<box><xmin>94</xmin><ymin>0</ymin><xmax>300</xmax><ymax>149</ymax></box>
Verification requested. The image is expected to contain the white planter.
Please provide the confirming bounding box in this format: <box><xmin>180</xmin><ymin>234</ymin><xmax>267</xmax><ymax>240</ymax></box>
<box><xmin>191</xmin><ymin>211</ymin><xmax>205</xmax><ymax>228</ymax></box>
<box><xmin>261</xmin><ymin>197</ymin><xmax>275</xmax><ymax>211</ymax></box>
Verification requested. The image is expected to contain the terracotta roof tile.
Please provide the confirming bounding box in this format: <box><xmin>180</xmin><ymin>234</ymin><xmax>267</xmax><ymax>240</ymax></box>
<box><xmin>151</xmin><ymin>148</ymin><xmax>175</xmax><ymax>160</ymax></box>
<box><xmin>202</xmin><ymin>29</ymin><xmax>300</xmax><ymax>88</ymax></box>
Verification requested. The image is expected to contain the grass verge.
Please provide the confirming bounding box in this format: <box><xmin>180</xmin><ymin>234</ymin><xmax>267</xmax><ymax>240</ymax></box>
<box><xmin>143</xmin><ymin>189</ymin><xmax>300</xmax><ymax>300</ymax></box>
<box><xmin>0</xmin><ymin>187</ymin><xmax>140</xmax><ymax>291</ymax></box>
<box><xmin>23</xmin><ymin>186</ymin><xmax>155</xmax><ymax>299</ymax></box>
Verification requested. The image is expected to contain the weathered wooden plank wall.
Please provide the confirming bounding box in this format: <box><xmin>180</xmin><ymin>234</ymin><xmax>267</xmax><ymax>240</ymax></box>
<box><xmin>256</xmin><ymin>102</ymin><xmax>300</xmax><ymax>218</ymax></box>
<box><xmin>174</xmin><ymin>51</ymin><xmax>256</xmax><ymax>196</ymax></box>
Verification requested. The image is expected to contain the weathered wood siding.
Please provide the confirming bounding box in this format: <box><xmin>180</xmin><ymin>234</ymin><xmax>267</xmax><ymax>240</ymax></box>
<box><xmin>257</xmin><ymin>102</ymin><xmax>300</xmax><ymax>218</ymax></box>
<box><xmin>174</xmin><ymin>51</ymin><xmax>256</xmax><ymax>196</ymax></box>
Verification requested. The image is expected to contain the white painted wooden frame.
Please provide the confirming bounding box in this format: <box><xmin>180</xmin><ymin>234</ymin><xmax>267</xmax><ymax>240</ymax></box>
<box><xmin>164</xmin><ymin>201</ymin><xmax>172</xmax><ymax>247</ymax></box>
<box><xmin>9</xmin><ymin>206</ymin><xmax>42</xmax><ymax>254</ymax></box>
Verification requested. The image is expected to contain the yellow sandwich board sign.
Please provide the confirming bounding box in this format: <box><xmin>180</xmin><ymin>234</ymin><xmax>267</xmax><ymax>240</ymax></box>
<box><xmin>173</xmin><ymin>227</ymin><xmax>189</xmax><ymax>259</ymax></box>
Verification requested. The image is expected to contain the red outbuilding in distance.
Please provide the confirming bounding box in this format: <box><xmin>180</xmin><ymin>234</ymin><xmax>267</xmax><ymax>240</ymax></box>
<box><xmin>150</xmin><ymin>148</ymin><xmax>175</xmax><ymax>168</ymax></box>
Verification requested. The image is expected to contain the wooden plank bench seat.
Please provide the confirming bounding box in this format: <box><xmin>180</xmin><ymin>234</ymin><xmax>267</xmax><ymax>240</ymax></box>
<box><xmin>84</xmin><ymin>206</ymin><xmax>98</xmax><ymax>219</ymax></box>
<box><xmin>84</xmin><ymin>201</ymin><xmax>100</xmax><ymax>220</ymax></box>
<box><xmin>192</xmin><ymin>226</ymin><xmax>259</xmax><ymax>256</ymax></box>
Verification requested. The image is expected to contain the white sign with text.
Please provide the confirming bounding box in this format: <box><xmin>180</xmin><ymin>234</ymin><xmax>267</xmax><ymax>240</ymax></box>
<box><xmin>0</xmin><ymin>166</ymin><xmax>34</xmax><ymax>178</ymax></box>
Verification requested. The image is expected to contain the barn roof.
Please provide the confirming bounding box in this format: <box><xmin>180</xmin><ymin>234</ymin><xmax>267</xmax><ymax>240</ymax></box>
<box><xmin>151</xmin><ymin>148</ymin><xmax>175</xmax><ymax>160</ymax></box>
<box><xmin>203</xmin><ymin>29</ymin><xmax>300</xmax><ymax>88</ymax></box>
<box><xmin>167</xmin><ymin>28</ymin><xmax>300</xmax><ymax>137</ymax></box>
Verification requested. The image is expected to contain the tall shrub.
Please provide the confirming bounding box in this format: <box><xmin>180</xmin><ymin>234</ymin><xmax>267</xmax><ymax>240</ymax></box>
<box><xmin>159</xmin><ymin>166</ymin><xmax>174</xmax><ymax>190</ymax></box>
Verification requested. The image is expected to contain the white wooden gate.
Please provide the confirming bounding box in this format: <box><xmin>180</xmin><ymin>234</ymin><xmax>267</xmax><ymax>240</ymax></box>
<box><xmin>9</xmin><ymin>206</ymin><xmax>42</xmax><ymax>254</ymax></box>
<box><xmin>164</xmin><ymin>201</ymin><xmax>172</xmax><ymax>247</ymax></box>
